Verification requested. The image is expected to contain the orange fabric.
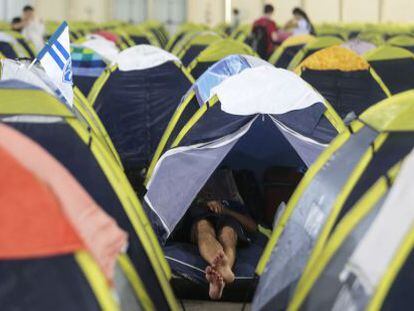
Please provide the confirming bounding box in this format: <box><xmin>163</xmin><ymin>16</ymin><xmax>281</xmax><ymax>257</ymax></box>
<box><xmin>0</xmin><ymin>147</ymin><xmax>84</xmax><ymax>258</ymax></box>
<box><xmin>0</xmin><ymin>124</ymin><xmax>127</xmax><ymax>281</ymax></box>
<box><xmin>298</xmin><ymin>45</ymin><xmax>370</xmax><ymax>72</ymax></box>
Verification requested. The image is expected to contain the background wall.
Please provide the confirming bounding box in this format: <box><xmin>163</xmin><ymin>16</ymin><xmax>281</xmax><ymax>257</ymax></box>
<box><xmin>1</xmin><ymin>0</ymin><xmax>413</xmax><ymax>27</ymax></box>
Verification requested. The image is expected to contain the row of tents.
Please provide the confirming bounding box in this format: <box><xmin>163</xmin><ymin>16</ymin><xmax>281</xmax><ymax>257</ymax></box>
<box><xmin>1</xmin><ymin>19</ymin><xmax>414</xmax><ymax>310</ymax></box>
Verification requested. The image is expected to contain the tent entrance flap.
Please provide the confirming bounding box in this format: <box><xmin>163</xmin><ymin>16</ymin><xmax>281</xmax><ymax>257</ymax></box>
<box><xmin>145</xmin><ymin>118</ymin><xmax>256</xmax><ymax>241</ymax></box>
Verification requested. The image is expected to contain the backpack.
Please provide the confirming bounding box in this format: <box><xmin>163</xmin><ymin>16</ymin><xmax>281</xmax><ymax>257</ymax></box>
<box><xmin>250</xmin><ymin>25</ymin><xmax>269</xmax><ymax>59</ymax></box>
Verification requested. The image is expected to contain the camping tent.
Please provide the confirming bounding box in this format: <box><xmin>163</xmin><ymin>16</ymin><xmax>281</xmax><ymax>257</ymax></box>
<box><xmin>364</xmin><ymin>46</ymin><xmax>414</xmax><ymax>95</ymax></box>
<box><xmin>71</xmin><ymin>45</ymin><xmax>108</xmax><ymax>97</ymax></box>
<box><xmin>174</xmin><ymin>31</ymin><xmax>223</xmax><ymax>66</ymax></box>
<box><xmin>0</xmin><ymin>81</ymin><xmax>179</xmax><ymax>310</ymax></box>
<box><xmin>268</xmin><ymin>35</ymin><xmax>316</xmax><ymax>68</ymax></box>
<box><xmin>187</xmin><ymin>39</ymin><xmax>256</xmax><ymax>79</ymax></box>
<box><xmin>387</xmin><ymin>35</ymin><xmax>414</xmax><ymax>53</ymax></box>
<box><xmin>0</xmin><ymin>58</ymin><xmax>121</xmax><ymax>166</ymax></box>
<box><xmin>88</xmin><ymin>45</ymin><xmax>193</xmax><ymax>185</ymax></box>
<box><xmin>341</xmin><ymin>38</ymin><xmax>376</xmax><ymax>55</ymax></box>
<box><xmin>0</xmin><ymin>123</ymin><xmax>158</xmax><ymax>310</ymax></box>
<box><xmin>289</xmin><ymin>144</ymin><xmax>414</xmax><ymax>310</ymax></box>
<box><xmin>296</xmin><ymin>45</ymin><xmax>390</xmax><ymax>119</ymax></box>
<box><xmin>165</xmin><ymin>23</ymin><xmax>208</xmax><ymax>52</ymax></box>
<box><xmin>0</xmin><ymin>31</ymin><xmax>30</xmax><ymax>59</ymax></box>
<box><xmin>287</xmin><ymin>36</ymin><xmax>344</xmax><ymax>70</ymax></box>
<box><xmin>143</xmin><ymin>55</ymin><xmax>345</xmax><ymax>298</ymax></box>
<box><xmin>253</xmin><ymin>91</ymin><xmax>414</xmax><ymax>310</ymax></box>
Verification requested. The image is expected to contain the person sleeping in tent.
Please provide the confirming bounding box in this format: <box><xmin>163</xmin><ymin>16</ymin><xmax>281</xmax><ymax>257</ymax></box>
<box><xmin>173</xmin><ymin>169</ymin><xmax>257</xmax><ymax>300</ymax></box>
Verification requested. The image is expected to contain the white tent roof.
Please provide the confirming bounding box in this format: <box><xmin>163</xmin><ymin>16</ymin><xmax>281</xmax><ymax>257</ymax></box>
<box><xmin>115</xmin><ymin>45</ymin><xmax>180</xmax><ymax>71</ymax></box>
<box><xmin>81</xmin><ymin>36</ymin><xmax>120</xmax><ymax>63</ymax></box>
<box><xmin>213</xmin><ymin>66</ymin><xmax>325</xmax><ymax>116</ymax></box>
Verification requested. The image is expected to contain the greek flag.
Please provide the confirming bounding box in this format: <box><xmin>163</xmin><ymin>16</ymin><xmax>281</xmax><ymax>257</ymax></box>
<box><xmin>36</xmin><ymin>21</ymin><xmax>73</xmax><ymax>107</ymax></box>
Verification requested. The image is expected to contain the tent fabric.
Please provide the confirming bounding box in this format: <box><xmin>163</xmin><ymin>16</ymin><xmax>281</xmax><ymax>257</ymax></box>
<box><xmin>115</xmin><ymin>45</ymin><xmax>180</xmax><ymax>71</ymax></box>
<box><xmin>341</xmin><ymin>39</ymin><xmax>376</xmax><ymax>55</ymax></box>
<box><xmin>0</xmin><ymin>84</ymin><xmax>178</xmax><ymax>310</ymax></box>
<box><xmin>80</xmin><ymin>36</ymin><xmax>120</xmax><ymax>63</ymax></box>
<box><xmin>0</xmin><ymin>31</ymin><xmax>27</xmax><ymax>58</ymax></box>
<box><xmin>346</xmin><ymin>148</ymin><xmax>414</xmax><ymax>294</ymax></box>
<box><xmin>254</xmin><ymin>91</ymin><xmax>414</xmax><ymax>311</ymax></box>
<box><xmin>192</xmin><ymin>54</ymin><xmax>271</xmax><ymax>104</ymax></box>
<box><xmin>93</xmin><ymin>60</ymin><xmax>192</xmax><ymax>171</ymax></box>
<box><xmin>364</xmin><ymin>46</ymin><xmax>414</xmax><ymax>95</ymax></box>
<box><xmin>269</xmin><ymin>35</ymin><xmax>316</xmax><ymax>68</ymax></box>
<box><xmin>0</xmin><ymin>254</ymin><xmax>103</xmax><ymax>311</ymax></box>
<box><xmin>214</xmin><ymin>66</ymin><xmax>325</xmax><ymax>116</ymax></box>
<box><xmin>145</xmin><ymin>66</ymin><xmax>343</xmax><ymax>241</ymax></box>
<box><xmin>0</xmin><ymin>124</ymin><xmax>127</xmax><ymax>281</ymax></box>
<box><xmin>289</xmin><ymin>148</ymin><xmax>414</xmax><ymax>311</ymax></box>
<box><xmin>252</xmin><ymin>125</ymin><xmax>379</xmax><ymax>311</ymax></box>
<box><xmin>187</xmin><ymin>39</ymin><xmax>256</xmax><ymax>79</ymax></box>
<box><xmin>298</xmin><ymin>46</ymin><xmax>388</xmax><ymax>119</ymax></box>
<box><xmin>72</xmin><ymin>45</ymin><xmax>107</xmax><ymax>96</ymax></box>
<box><xmin>0</xmin><ymin>146</ymin><xmax>84</xmax><ymax>259</ymax></box>
<box><xmin>287</xmin><ymin>36</ymin><xmax>344</xmax><ymax>70</ymax></box>
<box><xmin>297</xmin><ymin>46</ymin><xmax>370</xmax><ymax>71</ymax></box>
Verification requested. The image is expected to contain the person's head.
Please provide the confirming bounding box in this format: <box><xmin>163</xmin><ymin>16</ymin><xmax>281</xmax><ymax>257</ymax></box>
<box><xmin>264</xmin><ymin>4</ymin><xmax>274</xmax><ymax>16</ymax></box>
<box><xmin>22</xmin><ymin>5</ymin><xmax>35</xmax><ymax>20</ymax></box>
<box><xmin>11</xmin><ymin>17</ymin><xmax>22</xmax><ymax>32</ymax></box>
<box><xmin>293</xmin><ymin>7</ymin><xmax>308</xmax><ymax>20</ymax></box>
<box><xmin>233</xmin><ymin>8</ymin><xmax>239</xmax><ymax>16</ymax></box>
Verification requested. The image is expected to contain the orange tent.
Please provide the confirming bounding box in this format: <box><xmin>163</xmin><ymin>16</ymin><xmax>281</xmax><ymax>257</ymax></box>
<box><xmin>0</xmin><ymin>124</ymin><xmax>127</xmax><ymax>281</ymax></box>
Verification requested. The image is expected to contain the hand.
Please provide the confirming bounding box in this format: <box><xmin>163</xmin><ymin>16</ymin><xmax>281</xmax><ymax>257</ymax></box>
<box><xmin>206</xmin><ymin>201</ymin><xmax>224</xmax><ymax>214</ymax></box>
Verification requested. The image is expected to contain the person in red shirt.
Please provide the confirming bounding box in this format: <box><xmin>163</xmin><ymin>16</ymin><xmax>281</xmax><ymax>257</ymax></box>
<box><xmin>252</xmin><ymin>4</ymin><xmax>279</xmax><ymax>59</ymax></box>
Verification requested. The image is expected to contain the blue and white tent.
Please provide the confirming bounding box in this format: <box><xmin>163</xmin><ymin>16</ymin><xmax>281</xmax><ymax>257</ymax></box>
<box><xmin>142</xmin><ymin>55</ymin><xmax>346</xmax><ymax>295</ymax></box>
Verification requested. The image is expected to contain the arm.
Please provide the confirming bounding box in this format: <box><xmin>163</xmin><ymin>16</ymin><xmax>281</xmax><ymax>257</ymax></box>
<box><xmin>223</xmin><ymin>207</ymin><xmax>257</xmax><ymax>233</ymax></box>
<box><xmin>284</xmin><ymin>19</ymin><xmax>298</xmax><ymax>30</ymax></box>
<box><xmin>205</xmin><ymin>201</ymin><xmax>257</xmax><ymax>233</ymax></box>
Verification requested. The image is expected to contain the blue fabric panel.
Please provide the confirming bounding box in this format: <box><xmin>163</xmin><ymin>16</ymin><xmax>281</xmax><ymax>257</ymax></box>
<box><xmin>222</xmin><ymin>116</ymin><xmax>305</xmax><ymax>175</ymax></box>
<box><xmin>273</xmin><ymin>102</ymin><xmax>332</xmax><ymax>143</ymax></box>
<box><xmin>179</xmin><ymin>102</ymin><xmax>254</xmax><ymax>147</ymax></box>
<box><xmin>94</xmin><ymin>62</ymin><xmax>192</xmax><ymax>171</ymax></box>
<box><xmin>0</xmin><ymin>255</ymin><xmax>100</xmax><ymax>311</ymax></box>
<box><xmin>164</xmin><ymin>233</ymin><xmax>268</xmax><ymax>284</ymax></box>
<box><xmin>193</xmin><ymin>55</ymin><xmax>250</xmax><ymax>105</ymax></box>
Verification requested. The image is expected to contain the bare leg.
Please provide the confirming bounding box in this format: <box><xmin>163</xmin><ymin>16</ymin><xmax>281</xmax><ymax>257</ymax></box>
<box><xmin>218</xmin><ymin>226</ymin><xmax>237</xmax><ymax>270</ymax></box>
<box><xmin>209</xmin><ymin>226</ymin><xmax>237</xmax><ymax>284</ymax></box>
<box><xmin>195</xmin><ymin>219</ymin><xmax>223</xmax><ymax>265</ymax></box>
<box><xmin>194</xmin><ymin>219</ymin><xmax>226</xmax><ymax>299</ymax></box>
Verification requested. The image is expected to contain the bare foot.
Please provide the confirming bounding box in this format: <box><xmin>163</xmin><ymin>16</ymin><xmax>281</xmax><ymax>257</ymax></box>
<box><xmin>212</xmin><ymin>250</ymin><xmax>235</xmax><ymax>284</ymax></box>
<box><xmin>205</xmin><ymin>266</ymin><xmax>225</xmax><ymax>300</ymax></box>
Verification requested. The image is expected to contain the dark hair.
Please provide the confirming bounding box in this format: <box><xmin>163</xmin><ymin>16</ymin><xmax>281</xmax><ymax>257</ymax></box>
<box><xmin>23</xmin><ymin>5</ymin><xmax>34</xmax><ymax>12</ymax></box>
<box><xmin>233</xmin><ymin>8</ymin><xmax>239</xmax><ymax>15</ymax></box>
<box><xmin>292</xmin><ymin>7</ymin><xmax>315</xmax><ymax>35</ymax></box>
<box><xmin>264</xmin><ymin>4</ymin><xmax>274</xmax><ymax>14</ymax></box>
<box><xmin>11</xmin><ymin>17</ymin><xmax>22</xmax><ymax>24</ymax></box>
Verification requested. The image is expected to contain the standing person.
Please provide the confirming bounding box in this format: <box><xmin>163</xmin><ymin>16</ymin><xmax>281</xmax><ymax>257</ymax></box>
<box><xmin>251</xmin><ymin>4</ymin><xmax>279</xmax><ymax>60</ymax></box>
<box><xmin>230</xmin><ymin>8</ymin><xmax>241</xmax><ymax>33</ymax></box>
<box><xmin>21</xmin><ymin>5</ymin><xmax>45</xmax><ymax>52</ymax></box>
<box><xmin>284</xmin><ymin>7</ymin><xmax>316</xmax><ymax>36</ymax></box>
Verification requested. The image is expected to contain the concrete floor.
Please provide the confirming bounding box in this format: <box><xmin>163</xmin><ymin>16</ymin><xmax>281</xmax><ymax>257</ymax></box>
<box><xmin>182</xmin><ymin>300</ymin><xmax>250</xmax><ymax>311</ymax></box>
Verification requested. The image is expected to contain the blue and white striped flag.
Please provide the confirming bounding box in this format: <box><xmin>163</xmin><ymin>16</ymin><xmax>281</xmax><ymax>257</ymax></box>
<box><xmin>36</xmin><ymin>21</ymin><xmax>73</xmax><ymax>107</ymax></box>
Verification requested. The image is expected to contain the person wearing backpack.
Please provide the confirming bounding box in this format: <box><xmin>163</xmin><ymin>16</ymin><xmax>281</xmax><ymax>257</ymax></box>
<box><xmin>252</xmin><ymin>4</ymin><xmax>279</xmax><ymax>60</ymax></box>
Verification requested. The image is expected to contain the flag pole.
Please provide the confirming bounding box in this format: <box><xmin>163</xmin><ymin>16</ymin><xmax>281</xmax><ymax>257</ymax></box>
<box><xmin>27</xmin><ymin>58</ymin><xmax>37</xmax><ymax>70</ymax></box>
